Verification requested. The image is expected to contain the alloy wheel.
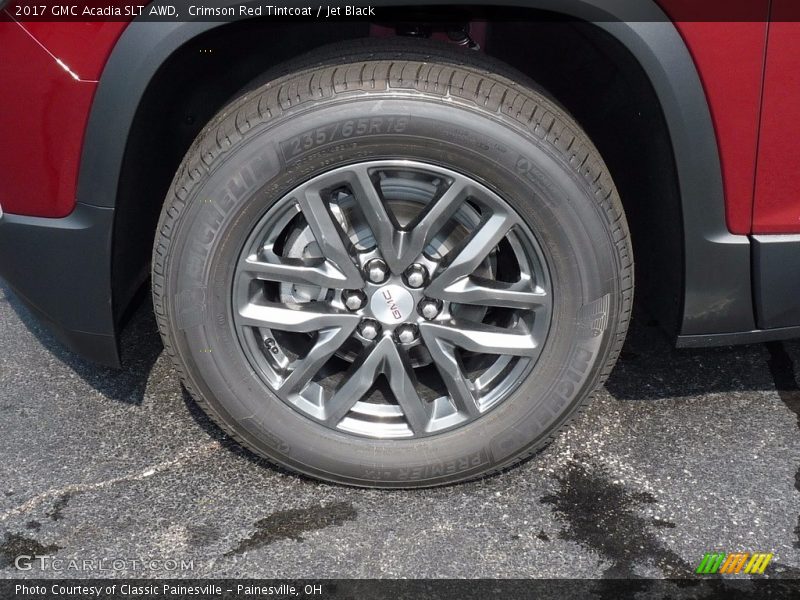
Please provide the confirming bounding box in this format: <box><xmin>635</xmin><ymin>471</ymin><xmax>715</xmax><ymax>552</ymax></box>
<box><xmin>233</xmin><ymin>160</ymin><xmax>552</xmax><ymax>438</ymax></box>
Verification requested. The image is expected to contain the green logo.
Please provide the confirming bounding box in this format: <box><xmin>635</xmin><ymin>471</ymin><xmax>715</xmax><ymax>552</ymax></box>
<box><xmin>696</xmin><ymin>552</ymin><xmax>773</xmax><ymax>575</ymax></box>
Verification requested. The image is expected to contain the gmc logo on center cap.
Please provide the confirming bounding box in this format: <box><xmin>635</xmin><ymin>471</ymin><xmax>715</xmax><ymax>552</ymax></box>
<box><xmin>382</xmin><ymin>290</ymin><xmax>403</xmax><ymax>320</ymax></box>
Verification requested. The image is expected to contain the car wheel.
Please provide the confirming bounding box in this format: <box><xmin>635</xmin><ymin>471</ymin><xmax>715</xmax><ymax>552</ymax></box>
<box><xmin>152</xmin><ymin>42</ymin><xmax>632</xmax><ymax>487</ymax></box>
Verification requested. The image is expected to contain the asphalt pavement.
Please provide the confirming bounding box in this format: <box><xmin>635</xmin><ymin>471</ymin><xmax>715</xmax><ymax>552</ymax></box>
<box><xmin>1</xmin><ymin>280</ymin><xmax>799</xmax><ymax>580</ymax></box>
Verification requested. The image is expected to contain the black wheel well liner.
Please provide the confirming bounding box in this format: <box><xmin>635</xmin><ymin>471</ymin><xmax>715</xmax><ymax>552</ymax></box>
<box><xmin>75</xmin><ymin>2</ymin><xmax>753</xmax><ymax>364</ymax></box>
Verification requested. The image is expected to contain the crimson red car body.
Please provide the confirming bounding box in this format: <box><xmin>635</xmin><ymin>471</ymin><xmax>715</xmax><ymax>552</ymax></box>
<box><xmin>0</xmin><ymin>20</ymin><xmax>125</xmax><ymax>217</ymax></box>
<box><xmin>1</xmin><ymin>0</ymin><xmax>800</xmax><ymax>367</ymax></box>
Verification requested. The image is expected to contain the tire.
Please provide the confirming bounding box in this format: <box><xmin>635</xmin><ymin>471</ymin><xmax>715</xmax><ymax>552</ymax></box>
<box><xmin>152</xmin><ymin>40</ymin><xmax>632</xmax><ymax>488</ymax></box>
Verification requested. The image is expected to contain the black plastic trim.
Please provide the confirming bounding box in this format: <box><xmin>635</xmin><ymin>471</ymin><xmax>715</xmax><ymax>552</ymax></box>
<box><xmin>752</xmin><ymin>234</ymin><xmax>800</xmax><ymax>330</ymax></box>
<box><xmin>677</xmin><ymin>326</ymin><xmax>800</xmax><ymax>348</ymax></box>
<box><xmin>0</xmin><ymin>203</ymin><xmax>120</xmax><ymax>367</ymax></box>
<box><xmin>594</xmin><ymin>18</ymin><xmax>754</xmax><ymax>337</ymax></box>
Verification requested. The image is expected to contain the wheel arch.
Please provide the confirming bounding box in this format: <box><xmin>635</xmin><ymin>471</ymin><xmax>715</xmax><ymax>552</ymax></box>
<box><xmin>76</xmin><ymin>1</ymin><xmax>751</xmax><ymax>365</ymax></box>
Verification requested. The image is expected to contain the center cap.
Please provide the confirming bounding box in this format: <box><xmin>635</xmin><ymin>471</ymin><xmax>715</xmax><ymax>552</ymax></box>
<box><xmin>370</xmin><ymin>284</ymin><xmax>414</xmax><ymax>325</ymax></box>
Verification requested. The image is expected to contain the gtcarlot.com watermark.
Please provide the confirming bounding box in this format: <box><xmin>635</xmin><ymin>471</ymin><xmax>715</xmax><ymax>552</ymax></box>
<box><xmin>13</xmin><ymin>554</ymin><xmax>194</xmax><ymax>572</ymax></box>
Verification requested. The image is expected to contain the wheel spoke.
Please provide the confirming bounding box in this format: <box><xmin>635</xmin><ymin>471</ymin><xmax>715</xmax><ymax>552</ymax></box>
<box><xmin>382</xmin><ymin>341</ymin><xmax>431</xmax><ymax>435</ymax></box>
<box><xmin>345</xmin><ymin>165</ymin><xmax>402</xmax><ymax>272</ymax></box>
<box><xmin>296</xmin><ymin>189</ymin><xmax>363</xmax><ymax>288</ymax></box>
<box><xmin>324</xmin><ymin>337</ymin><xmax>430</xmax><ymax>433</ymax></box>
<box><xmin>429</xmin><ymin>275</ymin><xmax>548</xmax><ymax>310</ymax></box>
<box><xmin>279</xmin><ymin>326</ymin><xmax>358</xmax><ymax>394</ymax></box>
<box><xmin>236</xmin><ymin>302</ymin><xmax>360</xmax><ymax>333</ymax></box>
<box><xmin>240</xmin><ymin>253</ymin><xmax>358</xmax><ymax>289</ymax></box>
<box><xmin>420</xmin><ymin>320</ymin><xmax>538</xmax><ymax>357</ymax></box>
<box><xmin>422</xmin><ymin>335</ymin><xmax>480</xmax><ymax>417</ymax></box>
<box><xmin>345</xmin><ymin>168</ymin><xmax>481</xmax><ymax>273</ymax></box>
<box><xmin>392</xmin><ymin>178</ymin><xmax>472</xmax><ymax>269</ymax></box>
<box><xmin>323</xmin><ymin>346</ymin><xmax>382</xmax><ymax>426</ymax></box>
<box><xmin>426</xmin><ymin>211</ymin><xmax>515</xmax><ymax>296</ymax></box>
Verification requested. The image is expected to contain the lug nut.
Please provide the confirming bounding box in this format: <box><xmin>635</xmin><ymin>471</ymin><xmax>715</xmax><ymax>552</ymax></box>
<box><xmin>394</xmin><ymin>324</ymin><xmax>419</xmax><ymax>344</ymax></box>
<box><xmin>403</xmin><ymin>263</ymin><xmax>428</xmax><ymax>288</ymax></box>
<box><xmin>365</xmin><ymin>258</ymin><xmax>389</xmax><ymax>284</ymax></box>
<box><xmin>342</xmin><ymin>289</ymin><xmax>367</xmax><ymax>311</ymax></box>
<box><xmin>358</xmin><ymin>319</ymin><xmax>381</xmax><ymax>341</ymax></box>
<box><xmin>418</xmin><ymin>298</ymin><xmax>442</xmax><ymax>321</ymax></box>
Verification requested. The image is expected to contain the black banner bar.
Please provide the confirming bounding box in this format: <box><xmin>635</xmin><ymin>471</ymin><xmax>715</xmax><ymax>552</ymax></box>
<box><xmin>2</xmin><ymin>0</ymin><xmax>799</xmax><ymax>23</ymax></box>
<box><xmin>3</xmin><ymin>579</ymin><xmax>800</xmax><ymax>600</ymax></box>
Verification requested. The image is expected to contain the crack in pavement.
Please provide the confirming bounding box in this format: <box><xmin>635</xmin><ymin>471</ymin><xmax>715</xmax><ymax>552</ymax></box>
<box><xmin>0</xmin><ymin>442</ymin><xmax>220</xmax><ymax>523</ymax></box>
<box><xmin>46</xmin><ymin>492</ymin><xmax>73</xmax><ymax>522</ymax></box>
